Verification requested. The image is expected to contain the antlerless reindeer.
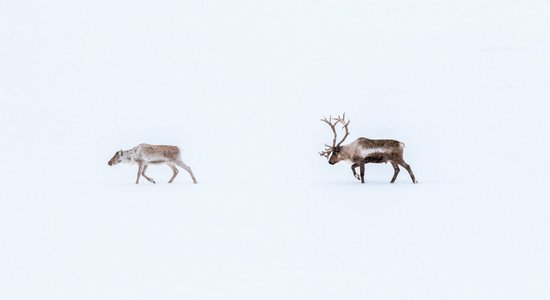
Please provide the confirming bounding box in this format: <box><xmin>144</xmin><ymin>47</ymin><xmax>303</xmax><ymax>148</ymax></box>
<box><xmin>320</xmin><ymin>114</ymin><xmax>417</xmax><ymax>184</ymax></box>
<box><xmin>108</xmin><ymin>144</ymin><xmax>198</xmax><ymax>184</ymax></box>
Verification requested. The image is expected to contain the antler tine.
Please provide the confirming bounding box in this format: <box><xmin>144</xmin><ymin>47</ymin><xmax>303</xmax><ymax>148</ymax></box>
<box><xmin>319</xmin><ymin>150</ymin><xmax>331</xmax><ymax>157</ymax></box>
<box><xmin>333</xmin><ymin>113</ymin><xmax>351</xmax><ymax>147</ymax></box>
<box><xmin>319</xmin><ymin>144</ymin><xmax>333</xmax><ymax>157</ymax></box>
<box><xmin>320</xmin><ymin>115</ymin><xmax>338</xmax><ymax>148</ymax></box>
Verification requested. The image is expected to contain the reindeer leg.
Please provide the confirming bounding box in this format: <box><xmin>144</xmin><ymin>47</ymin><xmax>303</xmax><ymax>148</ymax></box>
<box><xmin>390</xmin><ymin>161</ymin><xmax>400</xmax><ymax>183</ymax></box>
<box><xmin>398</xmin><ymin>160</ymin><xmax>417</xmax><ymax>184</ymax></box>
<box><xmin>351</xmin><ymin>163</ymin><xmax>361</xmax><ymax>181</ymax></box>
<box><xmin>168</xmin><ymin>164</ymin><xmax>179</xmax><ymax>183</ymax></box>
<box><xmin>141</xmin><ymin>165</ymin><xmax>156</xmax><ymax>184</ymax></box>
<box><xmin>359</xmin><ymin>163</ymin><xmax>365</xmax><ymax>184</ymax></box>
<box><xmin>136</xmin><ymin>162</ymin><xmax>144</xmax><ymax>184</ymax></box>
<box><xmin>175</xmin><ymin>160</ymin><xmax>198</xmax><ymax>184</ymax></box>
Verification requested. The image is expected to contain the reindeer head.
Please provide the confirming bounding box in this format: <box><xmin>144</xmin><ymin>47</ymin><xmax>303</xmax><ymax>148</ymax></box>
<box><xmin>319</xmin><ymin>113</ymin><xmax>351</xmax><ymax>165</ymax></box>
<box><xmin>108</xmin><ymin>150</ymin><xmax>124</xmax><ymax>166</ymax></box>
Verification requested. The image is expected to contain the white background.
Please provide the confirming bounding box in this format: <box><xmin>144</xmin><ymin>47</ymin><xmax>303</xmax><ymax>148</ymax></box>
<box><xmin>1</xmin><ymin>0</ymin><xmax>549</xmax><ymax>299</ymax></box>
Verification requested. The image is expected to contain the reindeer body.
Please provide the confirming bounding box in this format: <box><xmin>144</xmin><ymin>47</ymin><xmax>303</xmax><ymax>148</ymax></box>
<box><xmin>108</xmin><ymin>144</ymin><xmax>198</xmax><ymax>184</ymax></box>
<box><xmin>334</xmin><ymin>138</ymin><xmax>403</xmax><ymax>164</ymax></box>
<box><xmin>320</xmin><ymin>115</ymin><xmax>416</xmax><ymax>184</ymax></box>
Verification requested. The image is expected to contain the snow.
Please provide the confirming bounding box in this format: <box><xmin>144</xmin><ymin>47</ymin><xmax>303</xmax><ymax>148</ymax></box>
<box><xmin>1</xmin><ymin>0</ymin><xmax>549</xmax><ymax>299</ymax></box>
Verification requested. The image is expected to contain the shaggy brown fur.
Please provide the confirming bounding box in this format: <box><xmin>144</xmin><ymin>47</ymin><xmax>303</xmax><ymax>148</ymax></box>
<box><xmin>320</xmin><ymin>115</ymin><xmax>417</xmax><ymax>184</ymax></box>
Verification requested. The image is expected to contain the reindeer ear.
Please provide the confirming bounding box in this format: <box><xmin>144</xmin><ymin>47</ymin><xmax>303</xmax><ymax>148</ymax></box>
<box><xmin>119</xmin><ymin>150</ymin><xmax>123</xmax><ymax>155</ymax></box>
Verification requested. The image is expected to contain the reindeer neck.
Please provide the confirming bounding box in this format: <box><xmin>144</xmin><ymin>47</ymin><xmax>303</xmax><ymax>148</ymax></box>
<box><xmin>339</xmin><ymin>144</ymin><xmax>355</xmax><ymax>162</ymax></box>
<box><xmin>123</xmin><ymin>148</ymin><xmax>138</xmax><ymax>163</ymax></box>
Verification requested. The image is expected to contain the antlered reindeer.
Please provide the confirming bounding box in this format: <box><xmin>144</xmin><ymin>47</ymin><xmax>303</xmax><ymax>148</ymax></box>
<box><xmin>108</xmin><ymin>144</ymin><xmax>198</xmax><ymax>184</ymax></box>
<box><xmin>319</xmin><ymin>114</ymin><xmax>417</xmax><ymax>184</ymax></box>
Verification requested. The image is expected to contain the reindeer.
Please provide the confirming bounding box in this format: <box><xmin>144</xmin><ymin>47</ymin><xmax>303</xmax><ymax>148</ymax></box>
<box><xmin>319</xmin><ymin>114</ymin><xmax>417</xmax><ymax>184</ymax></box>
<box><xmin>108</xmin><ymin>144</ymin><xmax>198</xmax><ymax>184</ymax></box>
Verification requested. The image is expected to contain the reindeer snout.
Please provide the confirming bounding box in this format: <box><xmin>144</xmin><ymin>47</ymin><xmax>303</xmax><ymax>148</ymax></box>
<box><xmin>108</xmin><ymin>161</ymin><xmax>112</xmax><ymax>166</ymax></box>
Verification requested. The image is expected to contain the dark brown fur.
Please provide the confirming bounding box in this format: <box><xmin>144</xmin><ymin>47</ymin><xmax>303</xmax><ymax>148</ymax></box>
<box><xmin>329</xmin><ymin>138</ymin><xmax>416</xmax><ymax>184</ymax></box>
<box><xmin>320</xmin><ymin>115</ymin><xmax>417</xmax><ymax>184</ymax></box>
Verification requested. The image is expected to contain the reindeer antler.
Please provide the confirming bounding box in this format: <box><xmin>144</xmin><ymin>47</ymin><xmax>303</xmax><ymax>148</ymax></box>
<box><xmin>320</xmin><ymin>115</ymin><xmax>337</xmax><ymax>145</ymax></box>
<box><xmin>333</xmin><ymin>113</ymin><xmax>350</xmax><ymax>147</ymax></box>
<box><xmin>319</xmin><ymin>144</ymin><xmax>334</xmax><ymax>158</ymax></box>
<box><xmin>319</xmin><ymin>113</ymin><xmax>351</xmax><ymax>158</ymax></box>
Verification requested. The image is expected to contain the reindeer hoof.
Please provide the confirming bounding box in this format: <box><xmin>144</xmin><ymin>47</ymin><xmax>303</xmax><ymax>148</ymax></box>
<box><xmin>354</xmin><ymin>174</ymin><xmax>361</xmax><ymax>180</ymax></box>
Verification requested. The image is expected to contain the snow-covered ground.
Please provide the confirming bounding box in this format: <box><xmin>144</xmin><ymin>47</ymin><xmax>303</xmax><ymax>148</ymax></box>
<box><xmin>1</xmin><ymin>0</ymin><xmax>549</xmax><ymax>299</ymax></box>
